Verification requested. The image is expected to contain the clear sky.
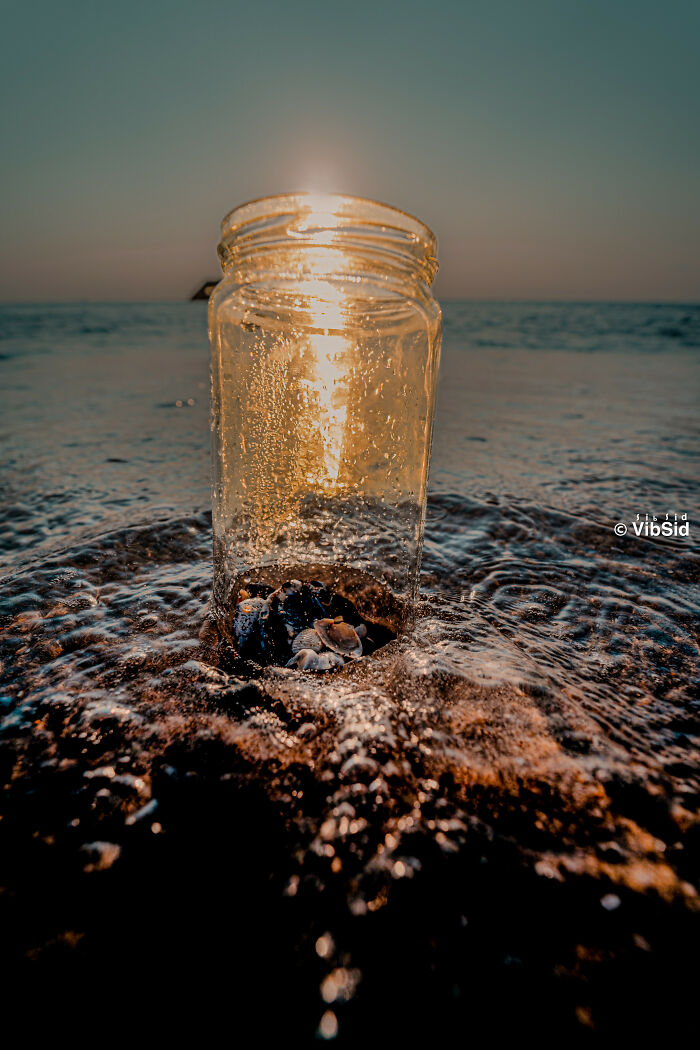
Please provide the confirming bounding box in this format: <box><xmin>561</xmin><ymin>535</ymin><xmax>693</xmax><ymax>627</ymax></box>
<box><xmin>1</xmin><ymin>0</ymin><xmax>698</xmax><ymax>301</ymax></box>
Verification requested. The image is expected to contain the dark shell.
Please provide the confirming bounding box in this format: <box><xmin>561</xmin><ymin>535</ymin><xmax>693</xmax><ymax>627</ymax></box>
<box><xmin>255</xmin><ymin>608</ymin><xmax>289</xmax><ymax>663</ymax></box>
<box><xmin>269</xmin><ymin>580</ymin><xmax>308</xmax><ymax>638</ymax></box>
<box><xmin>299</xmin><ymin>582</ymin><xmax>329</xmax><ymax>623</ymax></box>
<box><xmin>233</xmin><ymin>597</ymin><xmax>268</xmax><ymax>645</ymax></box>
<box><xmin>233</xmin><ymin>597</ymin><xmax>270</xmax><ymax>660</ymax></box>
<box><xmin>233</xmin><ymin>595</ymin><xmax>288</xmax><ymax>663</ymax></box>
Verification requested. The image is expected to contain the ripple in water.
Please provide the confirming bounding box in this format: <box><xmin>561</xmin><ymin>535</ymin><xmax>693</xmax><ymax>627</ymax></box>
<box><xmin>0</xmin><ymin>496</ymin><xmax>698</xmax><ymax>1040</ymax></box>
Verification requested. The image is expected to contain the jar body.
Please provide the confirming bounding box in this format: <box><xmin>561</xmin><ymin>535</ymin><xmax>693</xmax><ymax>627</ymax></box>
<box><xmin>209</xmin><ymin>195</ymin><xmax>441</xmax><ymax>632</ymax></box>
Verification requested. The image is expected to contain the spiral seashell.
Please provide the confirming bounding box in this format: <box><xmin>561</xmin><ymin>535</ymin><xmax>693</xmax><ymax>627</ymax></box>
<box><xmin>286</xmin><ymin>648</ymin><xmax>320</xmax><ymax>671</ymax></box>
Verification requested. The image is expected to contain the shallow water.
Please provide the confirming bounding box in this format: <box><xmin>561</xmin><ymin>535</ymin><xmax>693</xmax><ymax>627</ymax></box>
<box><xmin>1</xmin><ymin>301</ymin><xmax>699</xmax><ymax>1039</ymax></box>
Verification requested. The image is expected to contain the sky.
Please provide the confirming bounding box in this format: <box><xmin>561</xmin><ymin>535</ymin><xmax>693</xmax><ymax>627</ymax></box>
<box><xmin>1</xmin><ymin>0</ymin><xmax>699</xmax><ymax>301</ymax></box>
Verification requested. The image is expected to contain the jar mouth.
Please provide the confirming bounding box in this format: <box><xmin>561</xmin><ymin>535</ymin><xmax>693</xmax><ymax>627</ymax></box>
<box><xmin>218</xmin><ymin>192</ymin><xmax>438</xmax><ymax>286</ymax></box>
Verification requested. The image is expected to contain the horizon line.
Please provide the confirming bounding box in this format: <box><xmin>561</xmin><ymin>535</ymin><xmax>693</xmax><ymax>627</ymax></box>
<box><xmin>1</xmin><ymin>296</ymin><xmax>699</xmax><ymax>307</ymax></box>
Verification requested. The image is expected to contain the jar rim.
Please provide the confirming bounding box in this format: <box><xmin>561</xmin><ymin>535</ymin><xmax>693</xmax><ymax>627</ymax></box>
<box><xmin>220</xmin><ymin>192</ymin><xmax>436</xmax><ymax>252</ymax></box>
<box><xmin>218</xmin><ymin>193</ymin><xmax>438</xmax><ymax>286</ymax></box>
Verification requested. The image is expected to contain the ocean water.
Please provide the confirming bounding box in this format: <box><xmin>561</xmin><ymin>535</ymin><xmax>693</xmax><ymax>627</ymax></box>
<box><xmin>1</xmin><ymin>301</ymin><xmax>698</xmax><ymax>563</ymax></box>
<box><xmin>0</xmin><ymin>301</ymin><xmax>699</xmax><ymax>1039</ymax></box>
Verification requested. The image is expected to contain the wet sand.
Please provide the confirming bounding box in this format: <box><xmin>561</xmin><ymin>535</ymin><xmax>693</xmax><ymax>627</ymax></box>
<box><xmin>1</xmin><ymin>507</ymin><xmax>698</xmax><ymax>1041</ymax></box>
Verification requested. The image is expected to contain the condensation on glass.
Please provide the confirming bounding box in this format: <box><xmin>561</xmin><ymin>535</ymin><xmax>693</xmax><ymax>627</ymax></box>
<box><xmin>209</xmin><ymin>193</ymin><xmax>441</xmax><ymax>635</ymax></box>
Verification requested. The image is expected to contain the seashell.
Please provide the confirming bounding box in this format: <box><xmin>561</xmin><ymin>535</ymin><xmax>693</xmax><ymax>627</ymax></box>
<box><xmin>291</xmin><ymin>628</ymin><xmax>323</xmax><ymax>654</ymax></box>
<box><xmin>313</xmin><ymin>618</ymin><xmax>363</xmax><ymax>659</ymax></box>
<box><xmin>307</xmin><ymin>579</ymin><xmax>332</xmax><ymax>607</ymax></box>
<box><xmin>233</xmin><ymin>597</ymin><xmax>268</xmax><ymax>647</ymax></box>
<box><xmin>269</xmin><ymin>580</ymin><xmax>307</xmax><ymax>637</ymax></box>
<box><xmin>299</xmin><ymin>581</ymin><xmax>329</xmax><ymax>622</ymax></box>
<box><xmin>315</xmin><ymin>652</ymin><xmax>345</xmax><ymax>671</ymax></box>
<box><xmin>256</xmin><ymin>611</ymin><xmax>290</xmax><ymax>663</ymax></box>
<box><xmin>286</xmin><ymin>648</ymin><xmax>320</xmax><ymax>671</ymax></box>
<box><xmin>232</xmin><ymin>597</ymin><xmax>273</xmax><ymax>660</ymax></box>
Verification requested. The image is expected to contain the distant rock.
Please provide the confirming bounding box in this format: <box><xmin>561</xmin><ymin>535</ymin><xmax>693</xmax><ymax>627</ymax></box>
<box><xmin>190</xmin><ymin>280</ymin><xmax>220</xmax><ymax>300</ymax></box>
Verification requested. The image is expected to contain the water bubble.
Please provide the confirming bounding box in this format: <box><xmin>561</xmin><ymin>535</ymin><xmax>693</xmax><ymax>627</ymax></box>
<box><xmin>318</xmin><ymin>1011</ymin><xmax>338</xmax><ymax>1040</ymax></box>
<box><xmin>315</xmin><ymin>933</ymin><xmax>334</xmax><ymax>959</ymax></box>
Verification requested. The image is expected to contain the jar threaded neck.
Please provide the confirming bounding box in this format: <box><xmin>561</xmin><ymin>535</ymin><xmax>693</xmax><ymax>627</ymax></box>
<box><xmin>218</xmin><ymin>193</ymin><xmax>438</xmax><ymax>288</ymax></box>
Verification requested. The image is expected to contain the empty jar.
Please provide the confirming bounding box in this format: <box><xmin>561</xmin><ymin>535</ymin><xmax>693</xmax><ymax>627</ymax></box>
<box><xmin>209</xmin><ymin>193</ymin><xmax>441</xmax><ymax>636</ymax></box>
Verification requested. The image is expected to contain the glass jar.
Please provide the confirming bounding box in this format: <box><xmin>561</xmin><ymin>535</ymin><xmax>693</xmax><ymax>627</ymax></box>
<box><xmin>209</xmin><ymin>193</ymin><xmax>441</xmax><ymax>638</ymax></box>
